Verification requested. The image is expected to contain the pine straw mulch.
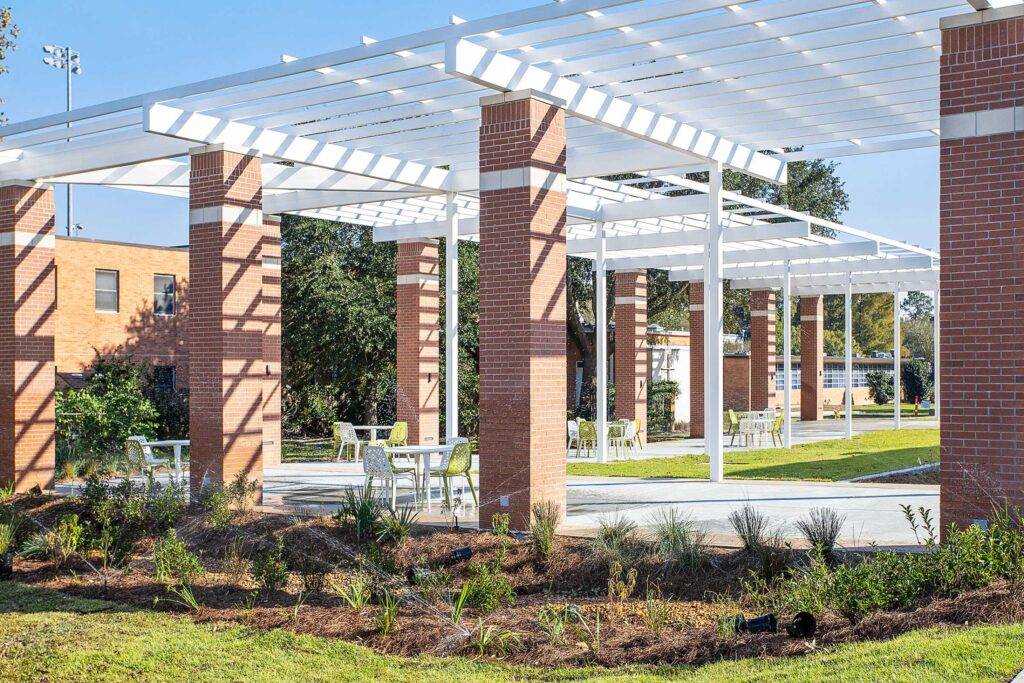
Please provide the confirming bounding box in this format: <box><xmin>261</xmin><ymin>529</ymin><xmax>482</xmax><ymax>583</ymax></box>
<box><xmin>5</xmin><ymin>493</ymin><xmax>1024</xmax><ymax>668</ymax></box>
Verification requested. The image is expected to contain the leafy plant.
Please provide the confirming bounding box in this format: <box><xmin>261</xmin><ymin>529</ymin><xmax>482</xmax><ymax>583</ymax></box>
<box><xmin>449</xmin><ymin>582</ymin><xmax>472</xmax><ymax>625</ymax></box>
<box><xmin>473</xmin><ymin>619</ymin><xmax>521</xmax><ymax>657</ymax></box>
<box><xmin>334</xmin><ymin>484</ymin><xmax>386</xmax><ymax>542</ymax></box>
<box><xmin>606</xmin><ymin>560</ymin><xmax>637</xmax><ymax>604</ymax></box>
<box><xmin>0</xmin><ymin>521</ymin><xmax>16</xmax><ymax>554</ymax></box>
<box><xmin>651</xmin><ymin>507</ymin><xmax>707</xmax><ymax>570</ymax></box>
<box><xmin>197</xmin><ymin>484</ymin><xmax>232</xmax><ymax>527</ymax></box>
<box><xmin>591</xmin><ymin>515</ymin><xmax>644</xmax><ymax>568</ymax></box>
<box><xmin>376</xmin><ymin>506</ymin><xmax>418</xmax><ymax>544</ymax></box>
<box><xmin>48</xmin><ymin>514</ymin><xmax>83</xmax><ymax>568</ymax></box>
<box><xmin>728</xmin><ymin>505</ymin><xmax>770</xmax><ymax>554</ymax></box>
<box><xmin>902</xmin><ymin>505</ymin><xmax>938</xmax><ymax>547</ymax></box>
<box><xmin>530</xmin><ymin>501</ymin><xmax>559</xmax><ymax>560</ymax></box>
<box><xmin>154</xmin><ymin>529</ymin><xmax>204</xmax><ymax>587</ymax></box>
<box><xmin>226</xmin><ymin>472</ymin><xmax>260</xmax><ymax>515</ymax></box>
<box><xmin>866</xmin><ymin>369</ymin><xmax>894</xmax><ymax>405</ymax></box>
<box><xmin>568</xmin><ymin>606</ymin><xmax>601</xmax><ymax>657</ymax></box>
<box><xmin>221</xmin><ymin>537</ymin><xmax>249</xmax><ymax>585</ymax></box>
<box><xmin>411</xmin><ymin>566</ymin><xmax>452</xmax><ymax>603</ymax></box>
<box><xmin>642</xmin><ymin>588</ymin><xmax>672</xmax><ymax>634</ymax></box>
<box><xmin>333</xmin><ymin>574</ymin><xmax>371</xmax><ymax>610</ymax></box>
<box><xmin>292</xmin><ymin>555</ymin><xmax>331</xmax><ymax>593</ymax></box>
<box><xmin>537</xmin><ymin>604</ymin><xmax>572</xmax><ymax>645</ymax></box>
<box><xmin>376</xmin><ymin>590</ymin><xmax>399</xmax><ymax>637</ymax></box>
<box><xmin>155</xmin><ymin>584</ymin><xmax>201</xmax><ymax>612</ymax></box>
<box><xmin>754</xmin><ymin>532</ymin><xmax>791</xmax><ymax>583</ymax></box>
<box><xmin>796</xmin><ymin>507</ymin><xmax>846</xmax><ymax>564</ymax></box>
<box><xmin>0</xmin><ymin>481</ymin><xmax>14</xmax><ymax>502</ymax></box>
<box><xmin>901</xmin><ymin>358</ymin><xmax>933</xmax><ymax>405</ymax></box>
<box><xmin>491</xmin><ymin>512</ymin><xmax>511</xmax><ymax>537</ymax></box>
<box><xmin>462</xmin><ymin>561</ymin><xmax>515</xmax><ymax>612</ymax></box>
<box><xmin>252</xmin><ymin>537</ymin><xmax>289</xmax><ymax>591</ymax></box>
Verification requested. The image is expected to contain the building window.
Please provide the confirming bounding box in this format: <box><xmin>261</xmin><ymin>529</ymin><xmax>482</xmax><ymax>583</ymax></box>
<box><xmin>95</xmin><ymin>269</ymin><xmax>119</xmax><ymax>313</ymax></box>
<box><xmin>154</xmin><ymin>366</ymin><xmax>176</xmax><ymax>390</ymax></box>
<box><xmin>154</xmin><ymin>274</ymin><xmax>176</xmax><ymax>316</ymax></box>
<box><xmin>775</xmin><ymin>362</ymin><xmax>802</xmax><ymax>391</ymax></box>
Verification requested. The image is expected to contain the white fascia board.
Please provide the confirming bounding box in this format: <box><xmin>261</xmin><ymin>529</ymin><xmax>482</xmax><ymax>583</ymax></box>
<box><xmin>732</xmin><ymin>268</ymin><xmax>938</xmax><ymax>290</ymax></box>
<box><xmin>607</xmin><ymin>240</ymin><xmax>878</xmax><ymax>271</ymax></box>
<box><xmin>668</xmin><ymin>254</ymin><xmax>936</xmax><ymax>281</ymax></box>
<box><xmin>792</xmin><ymin>281</ymin><xmax>938</xmax><ymax>296</ymax></box>
<box><xmin>569</xmin><ymin>222</ymin><xmax>810</xmax><ymax>256</ymax></box>
<box><xmin>264</xmin><ymin>189</ymin><xmax>437</xmax><ymax>213</ymax></box>
<box><xmin>143</xmin><ymin>103</ymin><xmax>450</xmax><ymax>191</ymax></box>
<box><xmin>372</xmin><ymin>213</ymin><xmax>592</xmax><ymax>242</ymax></box>
<box><xmin>777</xmin><ymin>136</ymin><xmax>938</xmax><ymax>162</ymax></box>
<box><xmin>445</xmin><ymin>40</ymin><xmax>786</xmax><ymax>185</ymax></box>
<box><xmin>597</xmin><ymin>194</ymin><xmax>708</xmax><ymax>222</ymax></box>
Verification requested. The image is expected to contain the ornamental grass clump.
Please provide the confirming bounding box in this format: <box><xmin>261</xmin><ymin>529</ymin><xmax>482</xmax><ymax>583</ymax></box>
<box><xmin>651</xmin><ymin>507</ymin><xmax>708</xmax><ymax>571</ymax></box>
<box><xmin>728</xmin><ymin>505</ymin><xmax>770</xmax><ymax>555</ymax></box>
<box><xmin>796</xmin><ymin>507</ymin><xmax>846</xmax><ymax>565</ymax></box>
<box><xmin>591</xmin><ymin>515</ymin><xmax>645</xmax><ymax>569</ymax></box>
<box><xmin>530</xmin><ymin>501</ymin><xmax>559</xmax><ymax>561</ymax></box>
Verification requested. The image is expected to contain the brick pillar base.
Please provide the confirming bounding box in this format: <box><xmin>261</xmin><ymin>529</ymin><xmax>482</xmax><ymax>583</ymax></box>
<box><xmin>478</xmin><ymin>91</ymin><xmax>567</xmax><ymax>529</ymax></box>
<box><xmin>800</xmin><ymin>296</ymin><xmax>824</xmax><ymax>421</ymax></box>
<box><xmin>396</xmin><ymin>239</ymin><xmax>439</xmax><ymax>446</ymax></box>
<box><xmin>261</xmin><ymin>215</ymin><xmax>282</xmax><ymax>468</ymax></box>
<box><xmin>0</xmin><ymin>183</ymin><xmax>56</xmax><ymax>492</ymax></box>
<box><xmin>939</xmin><ymin>7</ymin><xmax>1024</xmax><ymax>529</ymax></box>
<box><xmin>688</xmin><ymin>281</ymin><xmax>704</xmax><ymax>438</ymax></box>
<box><xmin>188</xmin><ymin>146</ymin><xmax>264</xmax><ymax>499</ymax></box>
<box><xmin>750</xmin><ymin>290</ymin><xmax>777</xmax><ymax>411</ymax></box>
<box><xmin>614</xmin><ymin>270</ymin><xmax>647</xmax><ymax>440</ymax></box>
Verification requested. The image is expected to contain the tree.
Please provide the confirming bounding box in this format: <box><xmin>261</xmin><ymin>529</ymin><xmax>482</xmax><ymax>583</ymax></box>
<box><xmin>901</xmin><ymin>358</ymin><xmax>933</xmax><ymax>404</ymax></box>
<box><xmin>901</xmin><ymin>291</ymin><xmax>934</xmax><ymax>320</ymax></box>
<box><xmin>866</xmin><ymin>370</ymin><xmax>894</xmax><ymax>405</ymax></box>
<box><xmin>823</xmin><ymin>328</ymin><xmax>862</xmax><ymax>357</ymax></box>
<box><xmin>0</xmin><ymin>7</ymin><xmax>16</xmax><ymax>124</ymax></box>
<box><xmin>853</xmin><ymin>292</ymin><xmax>894</xmax><ymax>355</ymax></box>
<box><xmin>902</xmin><ymin>317</ymin><xmax>934</xmax><ymax>364</ymax></box>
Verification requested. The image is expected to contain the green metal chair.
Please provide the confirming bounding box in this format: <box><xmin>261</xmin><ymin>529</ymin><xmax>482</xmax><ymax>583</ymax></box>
<box><xmin>770</xmin><ymin>413</ymin><xmax>785</xmax><ymax>447</ymax></box>
<box><xmin>608</xmin><ymin>420</ymin><xmax>627</xmax><ymax>459</ymax></box>
<box><xmin>385</xmin><ymin>421</ymin><xmax>408</xmax><ymax>447</ymax></box>
<box><xmin>578</xmin><ymin>420</ymin><xmax>598</xmax><ymax>458</ymax></box>
<box><xmin>429</xmin><ymin>441</ymin><xmax>477</xmax><ymax>510</ymax></box>
<box><xmin>725</xmin><ymin>410</ymin><xmax>741</xmax><ymax>445</ymax></box>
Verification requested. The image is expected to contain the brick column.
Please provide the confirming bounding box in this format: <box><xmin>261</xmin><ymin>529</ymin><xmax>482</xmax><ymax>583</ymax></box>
<box><xmin>0</xmin><ymin>183</ymin><xmax>55</xmax><ymax>492</ymax></box>
<box><xmin>188</xmin><ymin>145</ymin><xmax>264</xmax><ymax>499</ymax></box>
<box><xmin>478</xmin><ymin>90</ymin><xmax>566</xmax><ymax>529</ymax></box>
<box><xmin>396</xmin><ymin>239</ymin><xmax>439</xmax><ymax>446</ymax></box>
<box><xmin>750</xmin><ymin>290</ymin><xmax>777</xmax><ymax>411</ymax></box>
<box><xmin>688</xmin><ymin>281</ymin><xmax>704</xmax><ymax>438</ymax></box>
<box><xmin>261</xmin><ymin>215</ymin><xmax>282</xmax><ymax>468</ymax></box>
<box><xmin>614</xmin><ymin>270</ymin><xmax>647</xmax><ymax>440</ymax></box>
<box><xmin>799</xmin><ymin>295</ymin><xmax>824</xmax><ymax>421</ymax></box>
<box><xmin>939</xmin><ymin>6</ymin><xmax>1024</xmax><ymax>529</ymax></box>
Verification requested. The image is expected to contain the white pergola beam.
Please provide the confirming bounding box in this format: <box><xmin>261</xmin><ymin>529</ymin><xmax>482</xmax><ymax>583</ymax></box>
<box><xmin>597</xmin><ymin>194</ymin><xmax>707</xmax><ymax>222</ymax></box>
<box><xmin>608</xmin><ymin>240</ymin><xmax>878</xmax><ymax>271</ymax></box>
<box><xmin>791</xmin><ymin>281</ymin><xmax>936</xmax><ymax>296</ymax></box>
<box><xmin>732</xmin><ymin>268</ymin><xmax>938</xmax><ymax>290</ymax></box>
<box><xmin>568</xmin><ymin>221</ymin><xmax>811</xmax><ymax>255</ymax></box>
<box><xmin>143</xmin><ymin>103</ymin><xmax>450</xmax><ymax>191</ymax></box>
<box><xmin>669</xmin><ymin>255</ymin><xmax>936</xmax><ymax>280</ymax></box>
<box><xmin>445</xmin><ymin>40</ymin><xmax>787</xmax><ymax>184</ymax></box>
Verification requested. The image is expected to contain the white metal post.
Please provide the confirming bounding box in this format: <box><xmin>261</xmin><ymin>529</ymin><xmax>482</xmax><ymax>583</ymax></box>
<box><xmin>595</xmin><ymin>221</ymin><xmax>609</xmax><ymax>463</ymax></box>
<box><xmin>782</xmin><ymin>260</ymin><xmax>793</xmax><ymax>448</ymax></box>
<box><xmin>706</xmin><ymin>163</ymin><xmax>725</xmax><ymax>481</ymax></box>
<box><xmin>893</xmin><ymin>287</ymin><xmax>902</xmax><ymax>430</ymax></box>
<box><xmin>66</xmin><ymin>61</ymin><xmax>73</xmax><ymax>236</ymax></box>
<box><xmin>933</xmin><ymin>288</ymin><xmax>940</xmax><ymax>420</ymax></box>
<box><xmin>844</xmin><ymin>272</ymin><xmax>853</xmax><ymax>439</ymax></box>
<box><xmin>444</xmin><ymin>194</ymin><xmax>459</xmax><ymax>442</ymax></box>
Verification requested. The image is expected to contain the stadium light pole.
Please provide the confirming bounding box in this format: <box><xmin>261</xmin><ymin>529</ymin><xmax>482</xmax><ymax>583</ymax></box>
<box><xmin>42</xmin><ymin>44</ymin><xmax>82</xmax><ymax>236</ymax></box>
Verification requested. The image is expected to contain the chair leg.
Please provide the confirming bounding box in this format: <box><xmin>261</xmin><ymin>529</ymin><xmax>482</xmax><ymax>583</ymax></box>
<box><xmin>465</xmin><ymin>473</ymin><xmax>478</xmax><ymax>507</ymax></box>
<box><xmin>443</xmin><ymin>477</ymin><xmax>452</xmax><ymax>512</ymax></box>
<box><xmin>389</xmin><ymin>478</ymin><xmax>397</xmax><ymax>512</ymax></box>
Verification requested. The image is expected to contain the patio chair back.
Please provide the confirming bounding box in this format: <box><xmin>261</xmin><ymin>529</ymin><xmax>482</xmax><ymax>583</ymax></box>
<box><xmin>386</xmin><ymin>421</ymin><xmax>408</xmax><ymax>447</ymax></box>
<box><xmin>445</xmin><ymin>436</ymin><xmax>470</xmax><ymax>445</ymax></box>
<box><xmin>624</xmin><ymin>420</ymin><xmax>638</xmax><ymax>440</ymax></box>
<box><xmin>771</xmin><ymin>413</ymin><xmax>784</xmax><ymax>432</ymax></box>
<box><xmin>579</xmin><ymin>420</ymin><xmax>597</xmax><ymax>442</ymax></box>
<box><xmin>337</xmin><ymin>422</ymin><xmax>358</xmax><ymax>442</ymax></box>
<box><xmin>567</xmin><ymin>420</ymin><xmax>579</xmax><ymax>439</ymax></box>
<box><xmin>362</xmin><ymin>445</ymin><xmax>393</xmax><ymax>477</ymax></box>
<box><xmin>442</xmin><ymin>441</ymin><xmax>473</xmax><ymax>476</ymax></box>
<box><xmin>727</xmin><ymin>409</ymin><xmax>739</xmax><ymax>428</ymax></box>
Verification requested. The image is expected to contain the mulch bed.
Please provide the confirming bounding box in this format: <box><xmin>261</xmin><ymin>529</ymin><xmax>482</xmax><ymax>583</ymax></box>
<box><xmin>4</xmin><ymin>493</ymin><xmax>1022</xmax><ymax>669</ymax></box>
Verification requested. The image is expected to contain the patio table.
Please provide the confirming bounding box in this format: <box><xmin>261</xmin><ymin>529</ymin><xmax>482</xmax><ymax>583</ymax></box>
<box><xmin>352</xmin><ymin>424</ymin><xmax>393</xmax><ymax>442</ymax></box>
<box><xmin>385</xmin><ymin>444</ymin><xmax>455</xmax><ymax>512</ymax></box>
<box><xmin>738</xmin><ymin>418</ymin><xmax>774</xmax><ymax>447</ymax></box>
<box><xmin>145</xmin><ymin>439</ymin><xmax>189</xmax><ymax>484</ymax></box>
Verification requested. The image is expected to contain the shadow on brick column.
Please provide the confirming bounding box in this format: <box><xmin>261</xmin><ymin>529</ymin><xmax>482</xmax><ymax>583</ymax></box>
<box><xmin>688</xmin><ymin>282</ymin><xmax>704</xmax><ymax>438</ymax></box>
<box><xmin>800</xmin><ymin>296</ymin><xmax>824</xmax><ymax>421</ymax></box>
<box><xmin>261</xmin><ymin>215</ymin><xmax>282</xmax><ymax>468</ymax></box>
<box><xmin>396</xmin><ymin>239</ymin><xmax>439</xmax><ymax>446</ymax></box>
<box><xmin>478</xmin><ymin>91</ymin><xmax>567</xmax><ymax>530</ymax></box>
<box><xmin>750</xmin><ymin>289</ymin><xmax>777</xmax><ymax>411</ymax></box>
<box><xmin>614</xmin><ymin>270</ymin><xmax>647</xmax><ymax>441</ymax></box>
<box><xmin>188</xmin><ymin>146</ymin><xmax>265</xmax><ymax>501</ymax></box>
<box><xmin>0</xmin><ymin>183</ymin><xmax>56</xmax><ymax>492</ymax></box>
<box><xmin>939</xmin><ymin>7</ymin><xmax>1024</xmax><ymax>530</ymax></box>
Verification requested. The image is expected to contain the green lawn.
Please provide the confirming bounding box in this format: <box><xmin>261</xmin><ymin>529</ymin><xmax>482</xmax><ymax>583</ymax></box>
<box><xmin>1</xmin><ymin>583</ymin><xmax>1022</xmax><ymax>682</ymax></box>
<box><xmin>282</xmin><ymin>438</ymin><xmax>335</xmax><ymax>463</ymax></box>
<box><xmin>851</xmin><ymin>402</ymin><xmax>935</xmax><ymax>418</ymax></box>
<box><xmin>568</xmin><ymin>429</ymin><xmax>938</xmax><ymax>481</ymax></box>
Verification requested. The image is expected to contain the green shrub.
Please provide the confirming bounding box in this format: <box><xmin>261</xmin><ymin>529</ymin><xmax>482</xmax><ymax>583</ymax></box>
<box><xmin>827</xmin><ymin>552</ymin><xmax>936</xmax><ymax>623</ymax></box>
<box><xmin>462</xmin><ymin>561</ymin><xmax>515</xmax><ymax>612</ymax></box>
<box><xmin>334</xmin><ymin>484</ymin><xmax>386</xmax><ymax>542</ymax></box>
<box><xmin>197</xmin><ymin>484</ymin><xmax>233</xmax><ymax>527</ymax></box>
<box><xmin>866</xmin><ymin>370</ymin><xmax>894</xmax><ymax>405</ymax></box>
<box><xmin>901</xmin><ymin>358</ymin><xmax>933</xmax><ymax>404</ymax></box>
<box><xmin>647</xmin><ymin>380</ymin><xmax>680</xmax><ymax>433</ymax></box>
<box><xmin>154</xmin><ymin>529</ymin><xmax>204</xmax><ymax>587</ymax></box>
<box><xmin>226</xmin><ymin>472</ymin><xmax>260</xmax><ymax>515</ymax></box>
<box><xmin>376</xmin><ymin>506</ymin><xmax>418</xmax><ymax>544</ymax></box>
<box><xmin>0</xmin><ymin>522</ymin><xmax>16</xmax><ymax>554</ymax></box>
<box><xmin>252</xmin><ymin>537</ymin><xmax>289</xmax><ymax>591</ymax></box>
<box><xmin>49</xmin><ymin>514</ymin><xmax>84</xmax><ymax>568</ymax></box>
<box><xmin>591</xmin><ymin>515</ymin><xmax>645</xmax><ymax>568</ymax></box>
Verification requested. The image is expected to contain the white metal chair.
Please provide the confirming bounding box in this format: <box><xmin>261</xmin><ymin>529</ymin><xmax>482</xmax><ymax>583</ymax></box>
<box><xmin>335</xmin><ymin>422</ymin><xmax>362</xmax><ymax>462</ymax></box>
<box><xmin>567</xmin><ymin>420</ymin><xmax>580</xmax><ymax>456</ymax></box>
<box><xmin>362</xmin><ymin>445</ymin><xmax>417</xmax><ymax>511</ymax></box>
<box><xmin>621</xmin><ymin>420</ymin><xmax>640</xmax><ymax>459</ymax></box>
<box><xmin>125</xmin><ymin>436</ymin><xmax>173</xmax><ymax>480</ymax></box>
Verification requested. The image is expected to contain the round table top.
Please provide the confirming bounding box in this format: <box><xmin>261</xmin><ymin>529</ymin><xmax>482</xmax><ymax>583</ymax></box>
<box><xmin>146</xmin><ymin>439</ymin><xmax>190</xmax><ymax>447</ymax></box>
<box><xmin>384</xmin><ymin>444</ymin><xmax>454</xmax><ymax>454</ymax></box>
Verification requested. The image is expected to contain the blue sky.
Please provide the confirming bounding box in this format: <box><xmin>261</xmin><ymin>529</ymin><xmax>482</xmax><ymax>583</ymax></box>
<box><xmin>3</xmin><ymin>1</ymin><xmax>938</xmax><ymax>250</ymax></box>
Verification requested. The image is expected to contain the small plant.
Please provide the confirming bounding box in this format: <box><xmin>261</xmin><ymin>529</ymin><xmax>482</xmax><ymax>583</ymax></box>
<box><xmin>376</xmin><ymin>590</ymin><xmax>399</xmax><ymax>637</ymax></box>
<box><xmin>376</xmin><ymin>506</ymin><xmax>418</xmax><ymax>544</ymax></box>
<box><xmin>155</xmin><ymin>584</ymin><xmax>201</xmax><ymax>612</ymax></box>
<box><xmin>651</xmin><ymin>507</ymin><xmax>707</xmax><ymax>571</ymax></box>
<box><xmin>491</xmin><ymin>512</ymin><xmax>511</xmax><ymax>537</ymax></box>
<box><xmin>334</xmin><ymin>573</ymin><xmax>371</xmax><ymax>610</ymax></box>
<box><xmin>0</xmin><ymin>520</ymin><xmax>19</xmax><ymax>554</ymax></box>
<box><xmin>334</xmin><ymin>484</ymin><xmax>386</xmax><ymax>542</ymax></box>
<box><xmin>462</xmin><ymin>561</ymin><xmax>516</xmax><ymax>612</ymax></box>
<box><xmin>537</xmin><ymin>604</ymin><xmax>572</xmax><ymax>645</ymax></box>
<box><xmin>239</xmin><ymin>589</ymin><xmax>259</xmax><ymax>611</ymax></box>
<box><xmin>642</xmin><ymin>588</ymin><xmax>672</xmax><ymax>635</ymax></box>
<box><xmin>197</xmin><ymin>484</ymin><xmax>232</xmax><ymax>527</ymax></box>
<box><xmin>449</xmin><ymin>582</ymin><xmax>472</xmax><ymax>625</ymax></box>
<box><xmin>753</xmin><ymin>532</ymin><xmax>791</xmax><ymax>583</ymax></box>
<box><xmin>606</xmin><ymin>560</ymin><xmax>638</xmax><ymax>604</ymax></box>
<box><xmin>293</xmin><ymin>555</ymin><xmax>331</xmax><ymax>593</ymax></box>
<box><xmin>411</xmin><ymin>566</ymin><xmax>452</xmax><ymax>603</ymax></box>
<box><xmin>0</xmin><ymin>481</ymin><xmax>14</xmax><ymax>502</ymax></box>
<box><xmin>49</xmin><ymin>514</ymin><xmax>83</xmax><ymax>568</ymax></box>
<box><xmin>473</xmin><ymin>619</ymin><xmax>522</xmax><ymax>657</ymax></box>
<box><xmin>796</xmin><ymin>507</ymin><xmax>846</xmax><ymax>563</ymax></box>
<box><xmin>728</xmin><ymin>504</ymin><xmax>770</xmax><ymax>554</ymax></box>
<box><xmin>530</xmin><ymin>501</ymin><xmax>559</xmax><ymax>560</ymax></box>
<box><xmin>18</xmin><ymin>532</ymin><xmax>50</xmax><ymax>560</ymax></box>
<box><xmin>221</xmin><ymin>537</ymin><xmax>250</xmax><ymax>585</ymax></box>
<box><xmin>591</xmin><ymin>515</ymin><xmax>644</xmax><ymax>568</ymax></box>
<box><xmin>252</xmin><ymin>537</ymin><xmax>289</xmax><ymax>591</ymax></box>
<box><xmin>902</xmin><ymin>504</ymin><xmax>938</xmax><ymax>547</ymax></box>
<box><xmin>227</xmin><ymin>472</ymin><xmax>261</xmax><ymax>515</ymax></box>
<box><xmin>568</xmin><ymin>606</ymin><xmax>601</xmax><ymax>657</ymax></box>
<box><xmin>290</xmin><ymin>590</ymin><xmax>308</xmax><ymax>625</ymax></box>
<box><xmin>153</xmin><ymin>528</ymin><xmax>204</xmax><ymax>587</ymax></box>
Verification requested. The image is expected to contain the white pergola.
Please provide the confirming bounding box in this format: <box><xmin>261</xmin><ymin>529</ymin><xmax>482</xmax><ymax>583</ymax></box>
<box><xmin>0</xmin><ymin>0</ymin><xmax>966</xmax><ymax>481</ymax></box>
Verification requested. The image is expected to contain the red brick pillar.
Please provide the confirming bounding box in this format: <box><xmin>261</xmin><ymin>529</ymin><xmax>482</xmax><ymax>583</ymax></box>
<box><xmin>688</xmin><ymin>281</ymin><xmax>704</xmax><ymax>438</ymax></box>
<box><xmin>396</xmin><ymin>239</ymin><xmax>440</xmax><ymax>446</ymax></box>
<box><xmin>799</xmin><ymin>295</ymin><xmax>824</xmax><ymax>421</ymax></box>
<box><xmin>939</xmin><ymin>7</ymin><xmax>1024</xmax><ymax>529</ymax></box>
<box><xmin>188</xmin><ymin>146</ymin><xmax>264</xmax><ymax>499</ymax></box>
<box><xmin>478</xmin><ymin>91</ymin><xmax>566</xmax><ymax>529</ymax></box>
<box><xmin>750</xmin><ymin>290</ymin><xmax>777</xmax><ymax>411</ymax></box>
<box><xmin>0</xmin><ymin>183</ymin><xmax>56</xmax><ymax>492</ymax></box>
<box><xmin>261</xmin><ymin>215</ymin><xmax>282</xmax><ymax>468</ymax></box>
<box><xmin>615</xmin><ymin>270</ymin><xmax>647</xmax><ymax>440</ymax></box>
